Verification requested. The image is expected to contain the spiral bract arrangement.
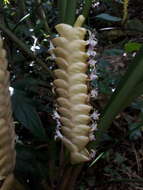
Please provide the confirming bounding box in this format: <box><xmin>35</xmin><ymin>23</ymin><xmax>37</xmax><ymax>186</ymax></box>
<box><xmin>0</xmin><ymin>39</ymin><xmax>15</xmax><ymax>189</ymax></box>
<box><xmin>52</xmin><ymin>15</ymin><xmax>92</xmax><ymax>164</ymax></box>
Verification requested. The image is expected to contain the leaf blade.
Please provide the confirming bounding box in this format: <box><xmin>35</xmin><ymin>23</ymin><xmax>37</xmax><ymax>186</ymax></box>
<box><xmin>12</xmin><ymin>89</ymin><xmax>46</xmax><ymax>139</ymax></box>
<box><xmin>95</xmin><ymin>46</ymin><xmax>143</xmax><ymax>147</ymax></box>
<box><xmin>96</xmin><ymin>13</ymin><xmax>121</xmax><ymax>22</ymax></box>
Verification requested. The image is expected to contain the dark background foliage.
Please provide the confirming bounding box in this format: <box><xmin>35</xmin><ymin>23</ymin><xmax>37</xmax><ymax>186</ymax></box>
<box><xmin>1</xmin><ymin>0</ymin><xmax>143</xmax><ymax>189</ymax></box>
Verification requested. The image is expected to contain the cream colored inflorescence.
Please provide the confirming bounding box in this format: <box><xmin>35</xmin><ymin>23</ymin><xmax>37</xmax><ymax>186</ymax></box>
<box><xmin>0</xmin><ymin>39</ymin><xmax>16</xmax><ymax>189</ymax></box>
<box><xmin>52</xmin><ymin>15</ymin><xmax>93</xmax><ymax>164</ymax></box>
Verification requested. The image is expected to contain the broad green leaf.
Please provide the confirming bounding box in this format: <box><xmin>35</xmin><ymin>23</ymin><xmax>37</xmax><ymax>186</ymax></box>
<box><xmin>58</xmin><ymin>0</ymin><xmax>78</xmax><ymax>25</ymax></box>
<box><xmin>12</xmin><ymin>78</ymin><xmax>39</xmax><ymax>91</ymax></box>
<box><xmin>58</xmin><ymin>0</ymin><xmax>67</xmax><ymax>23</ymax></box>
<box><xmin>95</xmin><ymin>46</ymin><xmax>143</xmax><ymax>147</ymax></box>
<box><xmin>64</xmin><ymin>0</ymin><xmax>78</xmax><ymax>25</ymax></box>
<box><xmin>15</xmin><ymin>144</ymin><xmax>49</xmax><ymax>189</ymax></box>
<box><xmin>121</xmin><ymin>80</ymin><xmax>143</xmax><ymax>108</ymax></box>
<box><xmin>96</xmin><ymin>13</ymin><xmax>121</xmax><ymax>22</ymax></box>
<box><xmin>11</xmin><ymin>89</ymin><xmax>46</xmax><ymax>139</ymax></box>
<box><xmin>124</xmin><ymin>42</ymin><xmax>142</xmax><ymax>53</ymax></box>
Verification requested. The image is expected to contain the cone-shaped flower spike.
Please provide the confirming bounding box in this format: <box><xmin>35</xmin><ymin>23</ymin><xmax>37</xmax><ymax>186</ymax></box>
<box><xmin>0</xmin><ymin>39</ymin><xmax>16</xmax><ymax>189</ymax></box>
<box><xmin>52</xmin><ymin>15</ymin><xmax>93</xmax><ymax>164</ymax></box>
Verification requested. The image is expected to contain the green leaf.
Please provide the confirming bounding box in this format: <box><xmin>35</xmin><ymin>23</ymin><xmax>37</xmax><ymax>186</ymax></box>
<box><xmin>64</xmin><ymin>0</ymin><xmax>78</xmax><ymax>25</ymax></box>
<box><xmin>128</xmin><ymin>123</ymin><xmax>142</xmax><ymax>140</ymax></box>
<box><xmin>15</xmin><ymin>144</ymin><xmax>49</xmax><ymax>185</ymax></box>
<box><xmin>121</xmin><ymin>80</ymin><xmax>143</xmax><ymax>109</ymax></box>
<box><xmin>124</xmin><ymin>42</ymin><xmax>142</xmax><ymax>53</ymax></box>
<box><xmin>12</xmin><ymin>78</ymin><xmax>39</xmax><ymax>91</ymax></box>
<box><xmin>58</xmin><ymin>0</ymin><xmax>67</xmax><ymax>23</ymax></box>
<box><xmin>98</xmin><ymin>82</ymin><xmax>112</xmax><ymax>94</ymax></box>
<box><xmin>89</xmin><ymin>152</ymin><xmax>105</xmax><ymax>167</ymax></box>
<box><xmin>96</xmin><ymin>13</ymin><xmax>121</xmax><ymax>22</ymax></box>
<box><xmin>95</xmin><ymin>46</ymin><xmax>143</xmax><ymax>147</ymax></box>
<box><xmin>103</xmin><ymin>48</ymin><xmax>124</xmax><ymax>56</ymax></box>
<box><xmin>115</xmin><ymin>153</ymin><xmax>126</xmax><ymax>164</ymax></box>
<box><xmin>82</xmin><ymin>0</ymin><xmax>93</xmax><ymax>19</ymax></box>
<box><xmin>12</xmin><ymin>89</ymin><xmax>46</xmax><ymax>139</ymax></box>
<box><xmin>13</xmin><ymin>13</ymin><xmax>30</xmax><ymax>31</ymax></box>
<box><xmin>127</xmin><ymin>19</ymin><xmax>143</xmax><ymax>32</ymax></box>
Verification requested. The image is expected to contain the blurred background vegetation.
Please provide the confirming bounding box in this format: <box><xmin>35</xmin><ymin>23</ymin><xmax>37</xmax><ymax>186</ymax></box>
<box><xmin>1</xmin><ymin>0</ymin><xmax>143</xmax><ymax>189</ymax></box>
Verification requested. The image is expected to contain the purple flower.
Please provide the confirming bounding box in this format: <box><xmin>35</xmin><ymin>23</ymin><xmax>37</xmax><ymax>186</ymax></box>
<box><xmin>91</xmin><ymin>89</ymin><xmax>98</xmax><ymax>98</ymax></box>
<box><xmin>54</xmin><ymin>129</ymin><xmax>63</xmax><ymax>140</ymax></box>
<box><xmin>53</xmin><ymin>110</ymin><xmax>60</xmax><ymax>119</ymax></box>
<box><xmin>87</xmin><ymin>50</ymin><xmax>97</xmax><ymax>57</ymax></box>
<box><xmin>88</xmin><ymin>59</ymin><xmax>97</xmax><ymax>66</ymax></box>
<box><xmin>91</xmin><ymin>111</ymin><xmax>100</xmax><ymax>121</ymax></box>
<box><xmin>90</xmin><ymin>73</ymin><xmax>98</xmax><ymax>80</ymax></box>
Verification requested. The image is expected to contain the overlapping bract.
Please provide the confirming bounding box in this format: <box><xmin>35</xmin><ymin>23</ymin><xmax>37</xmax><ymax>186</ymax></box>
<box><xmin>52</xmin><ymin>16</ymin><xmax>92</xmax><ymax>164</ymax></box>
<box><xmin>0</xmin><ymin>39</ymin><xmax>15</xmax><ymax>189</ymax></box>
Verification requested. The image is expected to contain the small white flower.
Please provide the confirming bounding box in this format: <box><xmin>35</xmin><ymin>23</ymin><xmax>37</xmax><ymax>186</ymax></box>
<box><xmin>87</xmin><ymin>39</ymin><xmax>97</xmax><ymax>47</ymax></box>
<box><xmin>90</xmin><ymin>149</ymin><xmax>96</xmax><ymax>158</ymax></box>
<box><xmin>54</xmin><ymin>129</ymin><xmax>63</xmax><ymax>140</ymax></box>
<box><xmin>49</xmin><ymin>41</ymin><xmax>56</xmax><ymax>59</ymax></box>
<box><xmin>90</xmin><ymin>72</ymin><xmax>98</xmax><ymax>80</ymax></box>
<box><xmin>88</xmin><ymin>59</ymin><xmax>97</xmax><ymax>66</ymax></box>
<box><xmin>89</xmin><ymin>134</ymin><xmax>96</xmax><ymax>141</ymax></box>
<box><xmin>90</xmin><ymin>123</ymin><xmax>98</xmax><ymax>131</ymax></box>
<box><xmin>87</xmin><ymin>50</ymin><xmax>97</xmax><ymax>57</ymax></box>
<box><xmin>92</xmin><ymin>2</ymin><xmax>100</xmax><ymax>8</ymax></box>
<box><xmin>56</xmin><ymin>120</ymin><xmax>61</xmax><ymax>128</ymax></box>
<box><xmin>53</xmin><ymin>110</ymin><xmax>60</xmax><ymax>119</ymax></box>
<box><xmin>91</xmin><ymin>89</ymin><xmax>98</xmax><ymax>98</ymax></box>
<box><xmin>91</xmin><ymin>111</ymin><xmax>100</xmax><ymax>120</ymax></box>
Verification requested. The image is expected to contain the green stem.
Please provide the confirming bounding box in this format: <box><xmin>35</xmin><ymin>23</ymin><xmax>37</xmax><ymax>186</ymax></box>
<box><xmin>35</xmin><ymin>0</ymin><xmax>51</xmax><ymax>34</ymax></box>
<box><xmin>58</xmin><ymin>0</ymin><xmax>68</xmax><ymax>23</ymax></box>
<box><xmin>67</xmin><ymin>165</ymin><xmax>83</xmax><ymax>190</ymax></box>
<box><xmin>64</xmin><ymin>0</ymin><xmax>78</xmax><ymax>25</ymax></box>
<box><xmin>82</xmin><ymin>0</ymin><xmax>93</xmax><ymax>19</ymax></box>
<box><xmin>58</xmin><ymin>166</ymin><xmax>73</xmax><ymax>190</ymax></box>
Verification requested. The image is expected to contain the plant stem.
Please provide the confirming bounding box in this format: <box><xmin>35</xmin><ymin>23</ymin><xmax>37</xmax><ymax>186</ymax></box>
<box><xmin>35</xmin><ymin>0</ymin><xmax>51</xmax><ymax>34</ymax></box>
<box><xmin>58</xmin><ymin>0</ymin><xmax>67</xmax><ymax>23</ymax></box>
<box><xmin>0</xmin><ymin>23</ymin><xmax>52</xmax><ymax>75</ymax></box>
<box><xmin>56</xmin><ymin>143</ymin><xmax>66</xmax><ymax>188</ymax></box>
<box><xmin>41</xmin><ymin>180</ymin><xmax>53</xmax><ymax>190</ymax></box>
<box><xmin>66</xmin><ymin>165</ymin><xmax>83</xmax><ymax>190</ymax></box>
<box><xmin>82</xmin><ymin>0</ymin><xmax>93</xmax><ymax>19</ymax></box>
<box><xmin>64</xmin><ymin>0</ymin><xmax>78</xmax><ymax>25</ymax></box>
<box><xmin>58</xmin><ymin>166</ymin><xmax>73</xmax><ymax>190</ymax></box>
<box><xmin>57</xmin><ymin>164</ymin><xmax>83</xmax><ymax>190</ymax></box>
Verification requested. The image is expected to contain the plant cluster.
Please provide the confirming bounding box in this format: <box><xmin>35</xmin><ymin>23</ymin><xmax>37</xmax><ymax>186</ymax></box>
<box><xmin>0</xmin><ymin>0</ymin><xmax>143</xmax><ymax>189</ymax></box>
